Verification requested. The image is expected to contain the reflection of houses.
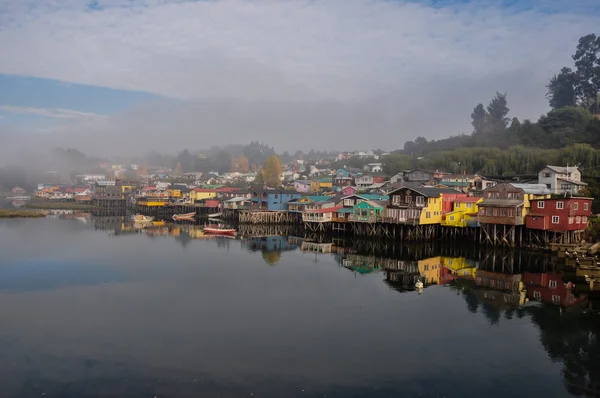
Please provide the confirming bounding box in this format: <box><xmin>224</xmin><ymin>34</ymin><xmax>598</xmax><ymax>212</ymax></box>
<box><xmin>301</xmin><ymin>241</ymin><xmax>333</xmax><ymax>253</ymax></box>
<box><xmin>524</xmin><ymin>272</ymin><xmax>586</xmax><ymax>307</ymax></box>
<box><xmin>418</xmin><ymin>257</ymin><xmax>443</xmax><ymax>285</ymax></box>
<box><xmin>474</xmin><ymin>269</ymin><xmax>526</xmax><ymax>307</ymax></box>
<box><xmin>242</xmin><ymin>236</ymin><xmax>298</xmax><ymax>252</ymax></box>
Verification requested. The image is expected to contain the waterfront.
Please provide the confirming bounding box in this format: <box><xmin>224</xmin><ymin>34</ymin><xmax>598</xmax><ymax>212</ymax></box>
<box><xmin>0</xmin><ymin>216</ymin><xmax>599</xmax><ymax>397</ymax></box>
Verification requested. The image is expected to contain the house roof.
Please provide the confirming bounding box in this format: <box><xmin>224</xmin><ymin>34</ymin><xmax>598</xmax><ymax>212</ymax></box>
<box><xmin>389</xmin><ymin>187</ymin><xmax>460</xmax><ymax>197</ymax></box>
<box><xmin>437</xmin><ymin>181</ymin><xmax>471</xmax><ymax>187</ymax></box>
<box><xmin>511</xmin><ymin>183</ymin><xmax>551</xmax><ymax>195</ymax></box>
<box><xmin>544</xmin><ymin>165</ymin><xmax>580</xmax><ymax>173</ymax></box>
<box><xmin>226</xmin><ymin>197</ymin><xmax>250</xmax><ymax>203</ymax></box>
<box><xmin>455</xmin><ymin>197</ymin><xmax>482</xmax><ymax>203</ymax></box>
<box><xmin>308</xmin><ymin>205</ymin><xmax>344</xmax><ymax>213</ymax></box>
<box><xmin>479</xmin><ymin>199</ymin><xmax>524</xmax><ymax>207</ymax></box>
<box><xmin>557</xmin><ymin>178</ymin><xmax>587</xmax><ymax>186</ymax></box>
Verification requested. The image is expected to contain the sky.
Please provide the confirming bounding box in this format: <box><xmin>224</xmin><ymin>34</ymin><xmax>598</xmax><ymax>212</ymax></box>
<box><xmin>0</xmin><ymin>0</ymin><xmax>598</xmax><ymax>157</ymax></box>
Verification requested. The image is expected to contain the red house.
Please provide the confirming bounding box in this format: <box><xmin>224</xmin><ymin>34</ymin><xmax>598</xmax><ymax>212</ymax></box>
<box><xmin>524</xmin><ymin>272</ymin><xmax>586</xmax><ymax>307</ymax></box>
<box><xmin>526</xmin><ymin>197</ymin><xmax>592</xmax><ymax>232</ymax></box>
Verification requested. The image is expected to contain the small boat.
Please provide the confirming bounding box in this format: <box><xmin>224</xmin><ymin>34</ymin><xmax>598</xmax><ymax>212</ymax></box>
<box><xmin>133</xmin><ymin>214</ymin><xmax>154</xmax><ymax>223</ymax></box>
<box><xmin>172</xmin><ymin>212</ymin><xmax>196</xmax><ymax>221</ymax></box>
<box><xmin>204</xmin><ymin>226</ymin><xmax>236</xmax><ymax>237</ymax></box>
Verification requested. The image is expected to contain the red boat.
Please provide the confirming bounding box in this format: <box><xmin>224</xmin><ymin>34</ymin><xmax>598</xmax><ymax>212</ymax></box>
<box><xmin>204</xmin><ymin>226</ymin><xmax>236</xmax><ymax>237</ymax></box>
<box><xmin>172</xmin><ymin>212</ymin><xmax>196</xmax><ymax>221</ymax></box>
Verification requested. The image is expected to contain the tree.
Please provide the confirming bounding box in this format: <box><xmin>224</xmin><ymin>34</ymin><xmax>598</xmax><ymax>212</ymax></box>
<box><xmin>471</xmin><ymin>103</ymin><xmax>487</xmax><ymax>135</ymax></box>
<box><xmin>486</xmin><ymin>92</ymin><xmax>510</xmax><ymax>132</ymax></box>
<box><xmin>572</xmin><ymin>34</ymin><xmax>600</xmax><ymax>113</ymax></box>
<box><xmin>254</xmin><ymin>170</ymin><xmax>264</xmax><ymax>186</ymax></box>
<box><xmin>546</xmin><ymin>67</ymin><xmax>578</xmax><ymax>109</ymax></box>
<box><xmin>173</xmin><ymin>161</ymin><xmax>182</xmax><ymax>176</ymax></box>
<box><xmin>238</xmin><ymin>154</ymin><xmax>249</xmax><ymax>173</ymax></box>
<box><xmin>262</xmin><ymin>155</ymin><xmax>283</xmax><ymax>188</ymax></box>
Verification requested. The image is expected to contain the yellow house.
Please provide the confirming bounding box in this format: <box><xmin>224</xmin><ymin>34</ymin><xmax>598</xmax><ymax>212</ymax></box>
<box><xmin>169</xmin><ymin>189</ymin><xmax>182</xmax><ymax>198</ymax></box>
<box><xmin>319</xmin><ymin>178</ymin><xmax>333</xmax><ymax>191</ymax></box>
<box><xmin>189</xmin><ymin>188</ymin><xmax>217</xmax><ymax>202</ymax></box>
<box><xmin>441</xmin><ymin>197</ymin><xmax>482</xmax><ymax>227</ymax></box>
<box><xmin>418</xmin><ymin>256</ymin><xmax>443</xmax><ymax>284</ymax></box>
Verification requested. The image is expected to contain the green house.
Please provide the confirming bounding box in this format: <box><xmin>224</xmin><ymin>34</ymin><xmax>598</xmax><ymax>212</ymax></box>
<box><xmin>352</xmin><ymin>200</ymin><xmax>385</xmax><ymax>221</ymax></box>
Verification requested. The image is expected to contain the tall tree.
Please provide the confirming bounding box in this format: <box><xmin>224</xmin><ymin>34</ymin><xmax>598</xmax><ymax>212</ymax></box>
<box><xmin>173</xmin><ymin>161</ymin><xmax>182</xmax><ymax>176</ymax></box>
<box><xmin>471</xmin><ymin>103</ymin><xmax>487</xmax><ymax>135</ymax></box>
<box><xmin>546</xmin><ymin>67</ymin><xmax>578</xmax><ymax>109</ymax></box>
<box><xmin>263</xmin><ymin>155</ymin><xmax>283</xmax><ymax>188</ymax></box>
<box><xmin>254</xmin><ymin>170</ymin><xmax>265</xmax><ymax>186</ymax></box>
<box><xmin>486</xmin><ymin>92</ymin><xmax>510</xmax><ymax>131</ymax></box>
<box><xmin>572</xmin><ymin>33</ymin><xmax>600</xmax><ymax>113</ymax></box>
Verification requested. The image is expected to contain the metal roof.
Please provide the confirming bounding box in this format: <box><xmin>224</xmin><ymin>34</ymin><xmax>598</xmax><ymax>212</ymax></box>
<box><xmin>510</xmin><ymin>183</ymin><xmax>551</xmax><ymax>195</ymax></box>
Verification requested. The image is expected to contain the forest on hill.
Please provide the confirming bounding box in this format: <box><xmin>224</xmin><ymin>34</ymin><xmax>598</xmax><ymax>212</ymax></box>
<box><xmin>383</xmin><ymin>33</ymin><xmax>600</xmax><ymax>177</ymax></box>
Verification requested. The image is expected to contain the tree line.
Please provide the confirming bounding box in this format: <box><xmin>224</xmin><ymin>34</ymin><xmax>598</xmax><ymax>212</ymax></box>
<box><xmin>399</xmin><ymin>33</ymin><xmax>600</xmax><ymax>171</ymax></box>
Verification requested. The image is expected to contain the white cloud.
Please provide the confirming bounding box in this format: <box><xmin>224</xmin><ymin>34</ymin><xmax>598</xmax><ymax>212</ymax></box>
<box><xmin>0</xmin><ymin>0</ymin><xmax>597</xmax><ymax>150</ymax></box>
<box><xmin>0</xmin><ymin>105</ymin><xmax>106</xmax><ymax>119</ymax></box>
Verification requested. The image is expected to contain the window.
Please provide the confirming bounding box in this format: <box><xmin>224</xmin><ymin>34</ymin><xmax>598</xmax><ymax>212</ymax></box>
<box><xmin>450</xmin><ymin>216</ymin><xmax>455</xmax><ymax>221</ymax></box>
<box><xmin>583</xmin><ymin>216</ymin><xmax>588</xmax><ymax>223</ymax></box>
<box><xmin>537</xmin><ymin>201</ymin><xmax>545</xmax><ymax>209</ymax></box>
<box><xmin>479</xmin><ymin>208</ymin><xmax>485</xmax><ymax>216</ymax></box>
<box><xmin>466</xmin><ymin>203</ymin><xmax>472</xmax><ymax>208</ymax></box>
<box><xmin>426</xmin><ymin>212</ymin><xmax>431</xmax><ymax>219</ymax></box>
<box><xmin>569</xmin><ymin>217</ymin><xmax>574</xmax><ymax>224</ymax></box>
<box><xmin>542</xmin><ymin>172</ymin><xmax>551</xmax><ymax>178</ymax></box>
<box><xmin>487</xmin><ymin>208</ymin><xmax>492</xmax><ymax>216</ymax></box>
<box><xmin>493</xmin><ymin>208</ymin><xmax>498</xmax><ymax>217</ymax></box>
<box><xmin>416</xmin><ymin>196</ymin><xmax>425</xmax><ymax>206</ymax></box>
<box><xmin>561</xmin><ymin>184</ymin><xmax>571</xmax><ymax>190</ymax></box>
<box><xmin>552</xmin><ymin>295</ymin><xmax>561</xmax><ymax>304</ymax></box>
<box><xmin>552</xmin><ymin>216</ymin><xmax>560</xmax><ymax>224</ymax></box>
<box><xmin>574</xmin><ymin>202</ymin><xmax>579</xmax><ymax>211</ymax></box>
<box><xmin>501</xmin><ymin>208</ymin><xmax>507</xmax><ymax>217</ymax></box>
<box><xmin>533</xmin><ymin>291</ymin><xmax>541</xmax><ymax>299</ymax></box>
<box><xmin>576</xmin><ymin>216</ymin><xmax>581</xmax><ymax>224</ymax></box>
<box><xmin>556</xmin><ymin>202</ymin><xmax>564</xmax><ymax>209</ymax></box>
<box><xmin>584</xmin><ymin>203</ymin><xmax>589</xmax><ymax>211</ymax></box>
<box><xmin>549</xmin><ymin>280</ymin><xmax>557</xmax><ymax>288</ymax></box>
<box><xmin>405</xmin><ymin>195</ymin><xmax>412</xmax><ymax>203</ymax></box>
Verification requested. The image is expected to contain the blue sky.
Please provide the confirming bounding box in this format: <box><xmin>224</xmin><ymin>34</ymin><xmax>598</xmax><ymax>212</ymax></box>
<box><xmin>0</xmin><ymin>0</ymin><xmax>598</xmax><ymax>153</ymax></box>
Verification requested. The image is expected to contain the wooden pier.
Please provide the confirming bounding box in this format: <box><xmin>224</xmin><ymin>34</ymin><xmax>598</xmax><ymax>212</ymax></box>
<box><xmin>238</xmin><ymin>210</ymin><xmax>301</xmax><ymax>224</ymax></box>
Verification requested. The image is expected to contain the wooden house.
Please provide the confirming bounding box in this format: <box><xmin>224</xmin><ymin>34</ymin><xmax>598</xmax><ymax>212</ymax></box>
<box><xmin>387</xmin><ymin>187</ymin><xmax>463</xmax><ymax>225</ymax></box>
<box><xmin>288</xmin><ymin>195</ymin><xmax>331</xmax><ymax>213</ymax></box>
<box><xmin>478</xmin><ymin>183</ymin><xmax>550</xmax><ymax>226</ymax></box>
<box><xmin>302</xmin><ymin>204</ymin><xmax>343</xmax><ymax>223</ymax></box>
<box><xmin>333</xmin><ymin>176</ymin><xmax>354</xmax><ymax>192</ymax></box>
<box><xmin>526</xmin><ymin>197</ymin><xmax>592</xmax><ymax>232</ymax></box>
<box><xmin>403</xmin><ymin>169</ymin><xmax>434</xmax><ymax>183</ymax></box>
<box><xmin>294</xmin><ymin>180</ymin><xmax>319</xmax><ymax>193</ymax></box>
<box><xmin>349</xmin><ymin>200</ymin><xmax>386</xmax><ymax>222</ymax></box>
<box><xmin>250</xmin><ymin>189</ymin><xmax>301</xmax><ymax>211</ymax></box>
<box><xmin>538</xmin><ymin>165</ymin><xmax>586</xmax><ymax>195</ymax></box>
<box><xmin>441</xmin><ymin>197</ymin><xmax>482</xmax><ymax>228</ymax></box>
<box><xmin>341</xmin><ymin>186</ymin><xmax>358</xmax><ymax>196</ymax></box>
<box><xmin>318</xmin><ymin>178</ymin><xmax>333</xmax><ymax>191</ymax></box>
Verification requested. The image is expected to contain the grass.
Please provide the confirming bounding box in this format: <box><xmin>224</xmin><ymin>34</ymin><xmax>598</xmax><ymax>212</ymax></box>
<box><xmin>0</xmin><ymin>209</ymin><xmax>46</xmax><ymax>218</ymax></box>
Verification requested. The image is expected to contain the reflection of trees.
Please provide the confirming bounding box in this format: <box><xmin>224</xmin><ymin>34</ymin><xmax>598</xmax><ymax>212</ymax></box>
<box><xmin>525</xmin><ymin>305</ymin><xmax>600</xmax><ymax>396</ymax></box>
<box><xmin>261</xmin><ymin>251</ymin><xmax>281</xmax><ymax>266</ymax></box>
<box><xmin>458</xmin><ymin>281</ymin><xmax>600</xmax><ymax>396</ymax></box>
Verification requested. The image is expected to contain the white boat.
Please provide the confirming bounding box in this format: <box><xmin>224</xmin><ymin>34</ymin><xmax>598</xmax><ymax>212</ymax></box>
<box><xmin>133</xmin><ymin>214</ymin><xmax>154</xmax><ymax>223</ymax></box>
<box><xmin>415</xmin><ymin>279</ymin><xmax>424</xmax><ymax>289</ymax></box>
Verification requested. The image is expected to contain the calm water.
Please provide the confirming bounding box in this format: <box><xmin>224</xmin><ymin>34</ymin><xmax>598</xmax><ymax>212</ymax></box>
<box><xmin>1</xmin><ymin>215</ymin><xmax>599</xmax><ymax>398</ymax></box>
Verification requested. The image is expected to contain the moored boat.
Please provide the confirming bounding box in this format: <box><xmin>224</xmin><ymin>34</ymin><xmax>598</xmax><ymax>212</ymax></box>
<box><xmin>204</xmin><ymin>226</ymin><xmax>236</xmax><ymax>237</ymax></box>
<box><xmin>172</xmin><ymin>212</ymin><xmax>196</xmax><ymax>221</ymax></box>
<box><xmin>133</xmin><ymin>214</ymin><xmax>154</xmax><ymax>223</ymax></box>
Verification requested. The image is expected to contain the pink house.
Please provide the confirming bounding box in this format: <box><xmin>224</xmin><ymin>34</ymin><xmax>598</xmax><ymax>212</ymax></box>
<box><xmin>341</xmin><ymin>186</ymin><xmax>358</xmax><ymax>196</ymax></box>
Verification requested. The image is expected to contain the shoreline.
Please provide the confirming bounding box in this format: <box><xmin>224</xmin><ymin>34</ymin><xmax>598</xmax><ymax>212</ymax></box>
<box><xmin>0</xmin><ymin>209</ymin><xmax>47</xmax><ymax>218</ymax></box>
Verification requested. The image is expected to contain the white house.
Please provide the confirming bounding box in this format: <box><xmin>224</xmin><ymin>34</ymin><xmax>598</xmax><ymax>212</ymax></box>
<box><xmin>365</xmin><ymin>163</ymin><xmax>383</xmax><ymax>173</ymax></box>
<box><xmin>538</xmin><ymin>165</ymin><xmax>587</xmax><ymax>195</ymax></box>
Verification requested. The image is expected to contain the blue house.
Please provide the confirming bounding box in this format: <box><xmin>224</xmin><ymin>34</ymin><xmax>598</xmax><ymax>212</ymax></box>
<box><xmin>250</xmin><ymin>189</ymin><xmax>302</xmax><ymax>211</ymax></box>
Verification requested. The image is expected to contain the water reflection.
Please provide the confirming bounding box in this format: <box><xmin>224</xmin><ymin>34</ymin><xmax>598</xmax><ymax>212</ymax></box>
<box><xmin>1</xmin><ymin>215</ymin><xmax>599</xmax><ymax>397</ymax></box>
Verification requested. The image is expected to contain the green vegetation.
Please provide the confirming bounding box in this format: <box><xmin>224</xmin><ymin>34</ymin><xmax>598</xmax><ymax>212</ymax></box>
<box><xmin>0</xmin><ymin>209</ymin><xmax>46</xmax><ymax>218</ymax></box>
<box><xmin>394</xmin><ymin>33</ymin><xmax>600</xmax><ymax>176</ymax></box>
